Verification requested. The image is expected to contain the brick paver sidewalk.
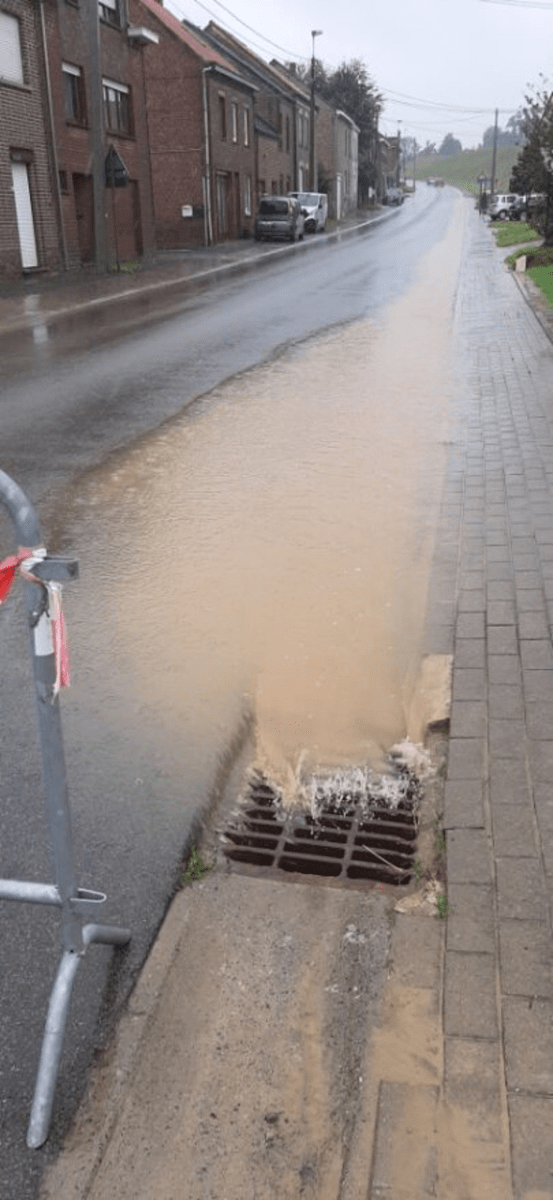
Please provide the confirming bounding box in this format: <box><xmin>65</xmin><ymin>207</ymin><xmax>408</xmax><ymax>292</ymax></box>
<box><xmin>427</xmin><ymin>209</ymin><xmax>553</xmax><ymax>1198</ymax></box>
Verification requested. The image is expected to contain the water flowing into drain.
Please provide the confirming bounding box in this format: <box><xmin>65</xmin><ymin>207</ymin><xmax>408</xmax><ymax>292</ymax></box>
<box><xmin>222</xmin><ymin>748</ymin><xmax>427</xmax><ymax>887</ymax></box>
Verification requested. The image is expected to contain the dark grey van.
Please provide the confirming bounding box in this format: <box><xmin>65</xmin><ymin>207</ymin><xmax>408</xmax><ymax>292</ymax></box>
<box><xmin>254</xmin><ymin>196</ymin><xmax>305</xmax><ymax>242</ymax></box>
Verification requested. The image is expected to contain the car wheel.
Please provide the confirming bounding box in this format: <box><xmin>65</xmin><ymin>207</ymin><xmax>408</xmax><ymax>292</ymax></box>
<box><xmin>498</xmin><ymin>209</ymin><xmax>507</xmax><ymax>220</ymax></box>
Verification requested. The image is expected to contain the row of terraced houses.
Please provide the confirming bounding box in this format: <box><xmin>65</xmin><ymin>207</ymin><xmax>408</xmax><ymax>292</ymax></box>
<box><xmin>0</xmin><ymin>0</ymin><xmax>374</xmax><ymax>278</ymax></box>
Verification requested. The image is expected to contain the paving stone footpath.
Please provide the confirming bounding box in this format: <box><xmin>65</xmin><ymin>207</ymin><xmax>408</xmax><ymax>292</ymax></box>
<box><xmin>425</xmin><ymin>209</ymin><xmax>553</xmax><ymax>1198</ymax></box>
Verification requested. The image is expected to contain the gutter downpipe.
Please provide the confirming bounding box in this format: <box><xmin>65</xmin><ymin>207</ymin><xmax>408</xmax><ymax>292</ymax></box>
<box><xmin>39</xmin><ymin>0</ymin><xmax>69</xmax><ymax>270</ymax></box>
<box><xmin>202</xmin><ymin>66</ymin><xmax>214</xmax><ymax>246</ymax></box>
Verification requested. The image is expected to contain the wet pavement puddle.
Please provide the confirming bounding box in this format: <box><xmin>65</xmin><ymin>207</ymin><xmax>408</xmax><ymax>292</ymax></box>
<box><xmin>62</xmin><ymin>195</ymin><xmax>466</xmax><ymax>805</ymax></box>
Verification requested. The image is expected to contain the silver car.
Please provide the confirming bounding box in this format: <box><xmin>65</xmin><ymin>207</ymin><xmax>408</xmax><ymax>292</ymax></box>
<box><xmin>254</xmin><ymin>196</ymin><xmax>305</xmax><ymax>242</ymax></box>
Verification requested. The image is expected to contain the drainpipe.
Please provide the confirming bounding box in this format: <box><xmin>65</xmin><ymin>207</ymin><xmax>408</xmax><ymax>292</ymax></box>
<box><xmin>202</xmin><ymin>66</ymin><xmax>214</xmax><ymax>246</ymax></box>
<box><xmin>39</xmin><ymin>0</ymin><xmax>69</xmax><ymax>269</ymax></box>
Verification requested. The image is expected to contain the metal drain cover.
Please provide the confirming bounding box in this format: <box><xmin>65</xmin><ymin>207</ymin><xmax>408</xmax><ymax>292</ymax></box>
<box><xmin>222</xmin><ymin>772</ymin><xmax>419</xmax><ymax>887</ymax></box>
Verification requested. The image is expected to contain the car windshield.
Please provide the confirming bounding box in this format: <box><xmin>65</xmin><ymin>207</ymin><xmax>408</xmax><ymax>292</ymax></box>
<box><xmin>296</xmin><ymin>193</ymin><xmax>318</xmax><ymax>206</ymax></box>
<box><xmin>258</xmin><ymin>199</ymin><xmax>288</xmax><ymax>216</ymax></box>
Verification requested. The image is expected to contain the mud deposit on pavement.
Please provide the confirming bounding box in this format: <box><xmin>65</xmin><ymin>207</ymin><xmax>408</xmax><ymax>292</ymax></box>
<box><xmin>60</xmin><ymin>195</ymin><xmax>465</xmax><ymax>802</ymax></box>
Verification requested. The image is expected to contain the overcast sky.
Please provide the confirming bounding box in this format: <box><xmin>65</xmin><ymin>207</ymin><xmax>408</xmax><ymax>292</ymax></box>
<box><xmin>165</xmin><ymin>0</ymin><xmax>553</xmax><ymax>148</ymax></box>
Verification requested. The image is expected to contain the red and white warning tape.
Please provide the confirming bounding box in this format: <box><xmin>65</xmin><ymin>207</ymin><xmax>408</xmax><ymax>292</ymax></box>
<box><xmin>0</xmin><ymin>547</ymin><xmax>70</xmax><ymax>695</ymax></box>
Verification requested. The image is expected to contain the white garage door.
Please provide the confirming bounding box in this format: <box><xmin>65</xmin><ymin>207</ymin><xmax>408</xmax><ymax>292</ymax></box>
<box><xmin>11</xmin><ymin>161</ymin><xmax>38</xmax><ymax>269</ymax></box>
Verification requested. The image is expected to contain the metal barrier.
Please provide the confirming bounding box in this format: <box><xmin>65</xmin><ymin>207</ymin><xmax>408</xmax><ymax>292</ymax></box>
<box><xmin>0</xmin><ymin>470</ymin><xmax>130</xmax><ymax>1149</ymax></box>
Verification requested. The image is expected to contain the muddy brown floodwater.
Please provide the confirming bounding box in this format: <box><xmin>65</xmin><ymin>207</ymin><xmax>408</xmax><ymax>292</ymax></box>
<box><xmin>63</xmin><ymin>194</ymin><xmax>466</xmax><ymax>807</ymax></box>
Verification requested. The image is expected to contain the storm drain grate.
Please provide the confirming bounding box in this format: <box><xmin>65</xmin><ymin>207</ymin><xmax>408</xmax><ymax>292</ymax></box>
<box><xmin>222</xmin><ymin>772</ymin><xmax>420</xmax><ymax>887</ymax></box>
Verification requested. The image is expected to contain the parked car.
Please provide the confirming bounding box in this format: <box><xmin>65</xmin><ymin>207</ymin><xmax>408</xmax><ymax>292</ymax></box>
<box><xmin>383</xmin><ymin>187</ymin><xmax>404</xmax><ymax>206</ymax></box>
<box><xmin>508</xmin><ymin>193</ymin><xmax>544</xmax><ymax>221</ymax></box>
<box><xmin>288</xmin><ymin>191</ymin><xmax>328</xmax><ymax>233</ymax></box>
<box><xmin>254</xmin><ymin>196</ymin><xmax>305</xmax><ymax>242</ymax></box>
<box><xmin>488</xmin><ymin>194</ymin><xmax>518</xmax><ymax>221</ymax></box>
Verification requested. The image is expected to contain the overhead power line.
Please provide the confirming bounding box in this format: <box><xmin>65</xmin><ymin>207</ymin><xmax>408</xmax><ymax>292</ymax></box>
<box><xmin>167</xmin><ymin>0</ymin><xmax>309</xmax><ymax>60</ymax></box>
<box><xmin>481</xmin><ymin>0</ymin><xmax>553</xmax><ymax>8</ymax></box>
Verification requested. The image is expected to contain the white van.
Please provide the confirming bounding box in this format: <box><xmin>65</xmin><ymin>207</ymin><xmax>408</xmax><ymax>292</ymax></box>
<box><xmin>288</xmin><ymin>192</ymin><xmax>328</xmax><ymax>233</ymax></box>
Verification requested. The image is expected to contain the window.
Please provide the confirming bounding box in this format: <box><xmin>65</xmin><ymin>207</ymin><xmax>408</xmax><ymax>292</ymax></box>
<box><xmin>0</xmin><ymin>12</ymin><xmax>23</xmax><ymax>85</ymax></box>
<box><xmin>99</xmin><ymin>0</ymin><xmax>120</xmax><ymax>26</ymax></box>
<box><xmin>243</xmin><ymin>107</ymin><xmax>249</xmax><ymax>147</ymax></box>
<box><xmin>103</xmin><ymin>78</ymin><xmax>131</xmax><ymax>135</ymax></box>
<box><xmin>278</xmin><ymin>111</ymin><xmax>282</xmax><ymax>149</ymax></box>
<box><xmin>58</xmin><ymin>169</ymin><xmax>70</xmax><ymax>194</ymax></box>
<box><xmin>285</xmin><ymin>116</ymin><xmax>290</xmax><ymax>153</ymax></box>
<box><xmin>218</xmin><ymin>93</ymin><xmax>226</xmax><ymax>140</ymax></box>
<box><xmin>244</xmin><ymin>175</ymin><xmax>251</xmax><ymax>217</ymax></box>
<box><xmin>230</xmin><ymin>100</ymin><xmax>237</xmax><ymax>143</ymax></box>
<box><xmin>62</xmin><ymin>63</ymin><xmax>86</xmax><ymax>124</ymax></box>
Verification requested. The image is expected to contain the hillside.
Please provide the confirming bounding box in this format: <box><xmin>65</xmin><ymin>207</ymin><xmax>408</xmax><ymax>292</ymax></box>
<box><xmin>412</xmin><ymin>146</ymin><xmax>521</xmax><ymax>195</ymax></box>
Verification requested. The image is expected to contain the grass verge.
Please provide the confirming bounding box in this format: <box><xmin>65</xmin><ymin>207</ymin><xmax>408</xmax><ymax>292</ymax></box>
<box><xmin>528</xmin><ymin>264</ymin><xmax>553</xmax><ymax>304</ymax></box>
<box><xmin>492</xmin><ymin>220</ymin><xmax>540</xmax><ymax>248</ymax></box>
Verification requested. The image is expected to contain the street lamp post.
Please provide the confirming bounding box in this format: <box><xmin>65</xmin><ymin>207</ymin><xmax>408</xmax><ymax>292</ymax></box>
<box><xmin>396</xmin><ymin>121</ymin><xmax>402</xmax><ymax>186</ymax></box>
<box><xmin>309</xmin><ymin>29</ymin><xmax>323</xmax><ymax>191</ymax></box>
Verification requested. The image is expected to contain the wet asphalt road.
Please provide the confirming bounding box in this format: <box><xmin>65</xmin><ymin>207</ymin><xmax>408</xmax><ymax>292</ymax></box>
<box><xmin>0</xmin><ymin>184</ymin><xmax>456</xmax><ymax>1199</ymax></box>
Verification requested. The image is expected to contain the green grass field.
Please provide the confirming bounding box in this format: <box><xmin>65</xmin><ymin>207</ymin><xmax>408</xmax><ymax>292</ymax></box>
<box><xmin>413</xmin><ymin>146</ymin><xmax>520</xmax><ymax>196</ymax></box>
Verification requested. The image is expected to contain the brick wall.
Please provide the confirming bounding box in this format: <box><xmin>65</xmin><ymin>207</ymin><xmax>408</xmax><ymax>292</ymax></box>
<box><xmin>137</xmin><ymin>21</ymin><xmax>206</xmax><ymax>248</ymax></box>
<box><xmin>0</xmin><ymin>0</ymin><xmax>60</xmax><ymax>278</ymax></box>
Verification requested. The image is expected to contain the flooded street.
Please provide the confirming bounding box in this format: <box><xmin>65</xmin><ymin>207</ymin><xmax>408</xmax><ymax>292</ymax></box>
<box><xmin>2</xmin><ymin>191</ymin><xmax>476</xmax><ymax>1200</ymax></box>
<box><xmin>64</xmin><ymin>194</ymin><xmax>466</xmax><ymax>802</ymax></box>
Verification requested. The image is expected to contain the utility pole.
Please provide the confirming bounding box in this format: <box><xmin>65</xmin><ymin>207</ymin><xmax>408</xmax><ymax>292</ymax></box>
<box><xmin>85</xmin><ymin>0</ymin><xmax>108</xmax><ymax>272</ymax></box>
<box><xmin>309</xmin><ymin>30</ymin><xmax>322</xmax><ymax>191</ymax></box>
<box><xmin>490</xmin><ymin>107</ymin><xmax>499</xmax><ymax>201</ymax></box>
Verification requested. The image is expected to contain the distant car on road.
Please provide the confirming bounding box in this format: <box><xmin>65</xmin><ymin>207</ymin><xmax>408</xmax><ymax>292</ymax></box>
<box><xmin>254</xmin><ymin>196</ymin><xmax>305</xmax><ymax>242</ymax></box>
<box><xmin>288</xmin><ymin>191</ymin><xmax>328</xmax><ymax>233</ymax></box>
<box><xmin>383</xmin><ymin>187</ymin><xmax>404</xmax><ymax>206</ymax></box>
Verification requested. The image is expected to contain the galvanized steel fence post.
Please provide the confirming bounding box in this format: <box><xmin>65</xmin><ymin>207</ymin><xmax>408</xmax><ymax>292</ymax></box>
<box><xmin>0</xmin><ymin>469</ymin><xmax>130</xmax><ymax>1148</ymax></box>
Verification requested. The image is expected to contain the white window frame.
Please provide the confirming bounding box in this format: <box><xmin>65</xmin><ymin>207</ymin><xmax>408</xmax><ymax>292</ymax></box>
<box><xmin>243</xmin><ymin>107</ymin><xmax>250</xmax><ymax>147</ymax></box>
<box><xmin>0</xmin><ymin>12</ymin><xmax>24</xmax><ymax>86</ymax></box>
<box><xmin>62</xmin><ymin>61</ymin><xmax>84</xmax><ymax>123</ymax></box>
<box><xmin>231</xmin><ymin>100</ymin><xmax>238</xmax><ymax>144</ymax></box>
<box><xmin>102</xmin><ymin>77</ymin><xmax>131</xmax><ymax>135</ymax></box>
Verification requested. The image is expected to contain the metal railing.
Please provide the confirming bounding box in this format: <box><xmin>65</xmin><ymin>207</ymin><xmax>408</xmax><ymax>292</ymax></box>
<box><xmin>0</xmin><ymin>470</ymin><xmax>130</xmax><ymax>1148</ymax></box>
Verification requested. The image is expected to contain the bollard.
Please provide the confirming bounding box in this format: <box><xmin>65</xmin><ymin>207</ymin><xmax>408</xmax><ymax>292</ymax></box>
<box><xmin>0</xmin><ymin>469</ymin><xmax>130</xmax><ymax>1149</ymax></box>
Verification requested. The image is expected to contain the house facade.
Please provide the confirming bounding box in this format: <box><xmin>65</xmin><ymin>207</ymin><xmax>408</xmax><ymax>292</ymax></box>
<box><xmin>335</xmin><ymin>110</ymin><xmax>359</xmax><ymax>215</ymax></box>
<box><xmin>134</xmin><ymin>0</ymin><xmax>256</xmax><ymax>247</ymax></box>
<box><xmin>200</xmin><ymin>23</ymin><xmax>296</xmax><ymax>202</ymax></box>
<box><xmin>42</xmin><ymin>0</ymin><xmax>157</xmax><ymax>269</ymax></box>
<box><xmin>0</xmin><ymin>0</ymin><xmax>60</xmax><ymax>279</ymax></box>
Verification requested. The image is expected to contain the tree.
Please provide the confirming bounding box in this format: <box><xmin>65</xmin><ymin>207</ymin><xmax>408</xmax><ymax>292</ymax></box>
<box><xmin>482</xmin><ymin>114</ymin><xmax>523</xmax><ymax>148</ymax></box>
<box><xmin>285</xmin><ymin>56</ymin><xmax>383</xmax><ymax>198</ymax></box>
<box><xmin>438</xmin><ymin>132</ymin><xmax>462</xmax><ymax>156</ymax></box>
<box><xmin>510</xmin><ymin>83</ymin><xmax>553</xmax><ymax>243</ymax></box>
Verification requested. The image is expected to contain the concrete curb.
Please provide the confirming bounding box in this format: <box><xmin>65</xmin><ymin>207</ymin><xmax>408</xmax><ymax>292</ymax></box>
<box><xmin>0</xmin><ymin>208</ymin><xmax>400</xmax><ymax>340</ymax></box>
<box><xmin>41</xmin><ymin>889</ymin><xmax>192</xmax><ymax>1200</ymax></box>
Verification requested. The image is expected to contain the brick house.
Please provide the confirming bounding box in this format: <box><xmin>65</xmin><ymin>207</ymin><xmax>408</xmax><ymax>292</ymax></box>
<box><xmin>0</xmin><ymin>1</ymin><xmax>60</xmax><ymax>279</ymax></box>
<box><xmin>40</xmin><ymin>0</ymin><xmax>157</xmax><ymax>269</ymax></box>
<box><xmin>199</xmin><ymin>23</ymin><xmax>296</xmax><ymax>203</ymax></box>
<box><xmin>131</xmin><ymin>0</ymin><xmax>257</xmax><ymax>247</ymax></box>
